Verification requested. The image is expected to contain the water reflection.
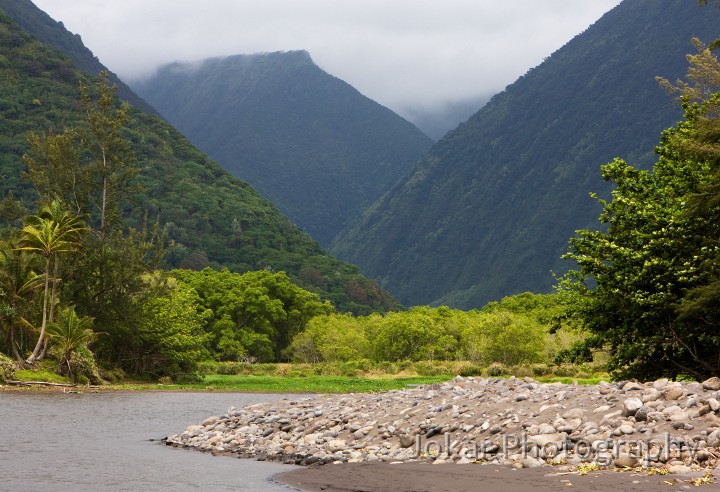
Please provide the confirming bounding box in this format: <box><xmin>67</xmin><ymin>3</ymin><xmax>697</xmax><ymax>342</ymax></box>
<box><xmin>0</xmin><ymin>391</ymin><xmax>305</xmax><ymax>491</ymax></box>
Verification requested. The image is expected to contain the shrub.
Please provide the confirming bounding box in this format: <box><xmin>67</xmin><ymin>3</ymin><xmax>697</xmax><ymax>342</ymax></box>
<box><xmin>413</xmin><ymin>360</ymin><xmax>449</xmax><ymax>376</ymax></box>
<box><xmin>485</xmin><ymin>362</ymin><xmax>509</xmax><ymax>377</ymax></box>
<box><xmin>397</xmin><ymin>360</ymin><xmax>414</xmax><ymax>371</ymax></box>
<box><xmin>173</xmin><ymin>372</ymin><xmax>203</xmax><ymax>384</ymax></box>
<box><xmin>98</xmin><ymin>365</ymin><xmax>125</xmax><ymax>383</ymax></box>
<box><xmin>67</xmin><ymin>347</ymin><xmax>102</xmax><ymax>384</ymax></box>
<box><xmin>457</xmin><ymin>363</ymin><xmax>483</xmax><ymax>377</ymax></box>
<box><xmin>551</xmin><ymin>364</ymin><xmax>578</xmax><ymax>377</ymax></box>
<box><xmin>375</xmin><ymin>361</ymin><xmax>398</xmax><ymax>374</ymax></box>
<box><xmin>195</xmin><ymin>360</ymin><xmax>218</xmax><ymax>375</ymax></box>
<box><xmin>532</xmin><ymin>363</ymin><xmax>550</xmax><ymax>376</ymax></box>
<box><xmin>0</xmin><ymin>354</ymin><xmax>16</xmax><ymax>382</ymax></box>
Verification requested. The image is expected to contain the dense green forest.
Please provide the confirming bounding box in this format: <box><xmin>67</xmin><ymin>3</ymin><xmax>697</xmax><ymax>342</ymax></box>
<box><xmin>331</xmin><ymin>0</ymin><xmax>720</xmax><ymax>309</ymax></box>
<box><xmin>1</xmin><ymin>0</ymin><xmax>719</xmax><ymax>384</ymax></box>
<box><xmin>285</xmin><ymin>293</ymin><xmax>575</xmax><ymax>367</ymax></box>
<box><xmin>132</xmin><ymin>52</ymin><xmax>433</xmax><ymax>247</ymax></box>
<box><xmin>0</xmin><ymin>6</ymin><xmax>403</xmax><ymax>382</ymax></box>
<box><xmin>0</xmin><ymin>8</ymin><xmax>397</xmax><ymax>316</ymax></box>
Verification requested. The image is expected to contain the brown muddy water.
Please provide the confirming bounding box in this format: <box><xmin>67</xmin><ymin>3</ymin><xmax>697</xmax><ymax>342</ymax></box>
<box><xmin>0</xmin><ymin>391</ymin><xmax>306</xmax><ymax>491</ymax></box>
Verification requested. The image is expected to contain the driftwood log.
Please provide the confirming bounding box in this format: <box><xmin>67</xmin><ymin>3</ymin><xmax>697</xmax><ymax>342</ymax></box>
<box><xmin>5</xmin><ymin>380</ymin><xmax>77</xmax><ymax>387</ymax></box>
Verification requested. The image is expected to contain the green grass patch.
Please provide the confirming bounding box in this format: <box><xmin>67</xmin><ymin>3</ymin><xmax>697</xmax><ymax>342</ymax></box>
<box><xmin>184</xmin><ymin>374</ymin><xmax>452</xmax><ymax>393</ymax></box>
<box><xmin>15</xmin><ymin>369</ymin><xmax>70</xmax><ymax>384</ymax></box>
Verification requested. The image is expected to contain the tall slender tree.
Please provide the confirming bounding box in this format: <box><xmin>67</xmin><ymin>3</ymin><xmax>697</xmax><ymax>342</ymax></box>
<box><xmin>79</xmin><ymin>71</ymin><xmax>137</xmax><ymax>236</ymax></box>
<box><xmin>0</xmin><ymin>243</ymin><xmax>43</xmax><ymax>360</ymax></box>
<box><xmin>18</xmin><ymin>201</ymin><xmax>85</xmax><ymax>364</ymax></box>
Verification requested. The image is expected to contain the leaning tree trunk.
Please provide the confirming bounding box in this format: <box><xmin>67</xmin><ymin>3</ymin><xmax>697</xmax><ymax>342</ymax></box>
<box><xmin>26</xmin><ymin>255</ymin><xmax>51</xmax><ymax>365</ymax></box>
<box><xmin>38</xmin><ymin>255</ymin><xmax>61</xmax><ymax>361</ymax></box>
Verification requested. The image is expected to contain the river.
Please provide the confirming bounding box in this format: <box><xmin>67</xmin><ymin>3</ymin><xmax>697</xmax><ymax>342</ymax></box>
<box><xmin>0</xmin><ymin>390</ymin><xmax>308</xmax><ymax>491</ymax></box>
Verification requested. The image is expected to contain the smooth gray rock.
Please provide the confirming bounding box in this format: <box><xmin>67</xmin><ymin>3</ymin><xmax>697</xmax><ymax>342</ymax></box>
<box><xmin>634</xmin><ymin>405</ymin><xmax>649</xmax><ymax>422</ymax></box>
<box><xmin>702</xmin><ymin>377</ymin><xmax>720</xmax><ymax>391</ymax></box>
<box><xmin>622</xmin><ymin>397</ymin><xmax>643</xmax><ymax>417</ymax></box>
<box><xmin>664</xmin><ymin>387</ymin><xmax>684</xmax><ymax>401</ymax></box>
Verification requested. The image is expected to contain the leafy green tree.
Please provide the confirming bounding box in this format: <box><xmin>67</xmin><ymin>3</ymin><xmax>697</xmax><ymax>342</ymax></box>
<box><xmin>66</xmin><ymin>223</ymin><xmax>167</xmax><ymax>366</ymax></box>
<box><xmin>21</xmin><ymin>72</ymin><xmax>170</xmax><ymax>377</ymax></box>
<box><xmin>462</xmin><ymin>310</ymin><xmax>546</xmax><ymax>366</ymax></box>
<box><xmin>23</xmin><ymin>129</ymin><xmax>90</xmax><ymax>217</ymax></box>
<box><xmin>212</xmin><ymin>314</ymin><xmax>274</xmax><ymax>362</ymax></box>
<box><xmin>79</xmin><ymin>71</ymin><xmax>138</xmax><ymax>236</ymax></box>
<box><xmin>46</xmin><ymin>305</ymin><xmax>95</xmax><ymax>382</ymax></box>
<box><xmin>116</xmin><ymin>274</ymin><xmax>209</xmax><ymax>379</ymax></box>
<box><xmin>18</xmin><ymin>201</ymin><xmax>85</xmax><ymax>364</ymax></box>
<box><xmin>286</xmin><ymin>313</ymin><xmax>371</xmax><ymax>363</ymax></box>
<box><xmin>370</xmin><ymin>310</ymin><xmax>438</xmax><ymax>362</ymax></box>
<box><xmin>560</xmin><ymin>43</ymin><xmax>720</xmax><ymax>380</ymax></box>
<box><xmin>174</xmin><ymin>268</ymin><xmax>332</xmax><ymax>361</ymax></box>
<box><xmin>0</xmin><ymin>242</ymin><xmax>42</xmax><ymax>359</ymax></box>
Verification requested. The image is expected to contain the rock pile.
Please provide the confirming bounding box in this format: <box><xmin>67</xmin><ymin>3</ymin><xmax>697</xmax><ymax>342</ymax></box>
<box><xmin>165</xmin><ymin>376</ymin><xmax>720</xmax><ymax>473</ymax></box>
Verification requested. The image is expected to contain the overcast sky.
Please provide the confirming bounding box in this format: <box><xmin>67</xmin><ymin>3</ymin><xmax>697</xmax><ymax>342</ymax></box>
<box><xmin>32</xmin><ymin>0</ymin><xmax>621</xmax><ymax>115</ymax></box>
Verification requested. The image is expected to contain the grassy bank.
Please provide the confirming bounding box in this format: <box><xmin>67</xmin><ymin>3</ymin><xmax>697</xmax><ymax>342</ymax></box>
<box><xmin>4</xmin><ymin>372</ymin><xmax>451</xmax><ymax>393</ymax></box>
<box><xmin>3</xmin><ymin>359</ymin><xmax>609</xmax><ymax>393</ymax></box>
<box><xmin>195</xmin><ymin>359</ymin><xmax>608</xmax><ymax>381</ymax></box>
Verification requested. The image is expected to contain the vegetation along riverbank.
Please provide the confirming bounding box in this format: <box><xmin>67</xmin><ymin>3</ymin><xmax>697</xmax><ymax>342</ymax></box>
<box><xmin>1</xmin><ymin>3</ymin><xmax>719</xmax><ymax>396</ymax></box>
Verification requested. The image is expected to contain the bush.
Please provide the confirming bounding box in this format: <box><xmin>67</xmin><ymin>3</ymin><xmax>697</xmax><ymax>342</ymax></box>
<box><xmin>195</xmin><ymin>360</ymin><xmax>217</xmax><ymax>375</ymax></box>
<box><xmin>375</xmin><ymin>361</ymin><xmax>398</xmax><ymax>374</ymax></box>
<box><xmin>397</xmin><ymin>360</ymin><xmax>414</xmax><ymax>371</ymax></box>
<box><xmin>457</xmin><ymin>363</ymin><xmax>484</xmax><ymax>377</ymax></box>
<box><xmin>173</xmin><ymin>372</ymin><xmax>203</xmax><ymax>384</ymax></box>
<box><xmin>485</xmin><ymin>362</ymin><xmax>509</xmax><ymax>377</ymax></box>
<box><xmin>98</xmin><ymin>365</ymin><xmax>125</xmax><ymax>383</ymax></box>
<box><xmin>67</xmin><ymin>347</ymin><xmax>102</xmax><ymax>384</ymax></box>
<box><xmin>551</xmin><ymin>364</ymin><xmax>578</xmax><ymax>377</ymax></box>
<box><xmin>413</xmin><ymin>360</ymin><xmax>446</xmax><ymax>376</ymax></box>
<box><xmin>0</xmin><ymin>354</ymin><xmax>16</xmax><ymax>382</ymax></box>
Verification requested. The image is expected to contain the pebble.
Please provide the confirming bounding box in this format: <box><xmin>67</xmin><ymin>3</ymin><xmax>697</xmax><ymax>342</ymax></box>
<box><xmin>165</xmin><ymin>376</ymin><xmax>720</xmax><ymax>475</ymax></box>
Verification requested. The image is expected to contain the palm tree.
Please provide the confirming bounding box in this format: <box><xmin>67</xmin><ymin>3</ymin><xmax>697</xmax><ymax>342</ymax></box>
<box><xmin>46</xmin><ymin>306</ymin><xmax>95</xmax><ymax>382</ymax></box>
<box><xmin>0</xmin><ymin>244</ymin><xmax>43</xmax><ymax>360</ymax></box>
<box><xmin>18</xmin><ymin>201</ymin><xmax>86</xmax><ymax>364</ymax></box>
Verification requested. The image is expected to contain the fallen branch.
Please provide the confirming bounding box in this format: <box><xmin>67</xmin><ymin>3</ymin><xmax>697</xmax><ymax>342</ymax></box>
<box><xmin>5</xmin><ymin>380</ymin><xmax>77</xmax><ymax>387</ymax></box>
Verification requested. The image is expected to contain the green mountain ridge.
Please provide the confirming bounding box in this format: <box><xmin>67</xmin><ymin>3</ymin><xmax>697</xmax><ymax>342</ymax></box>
<box><xmin>131</xmin><ymin>51</ymin><xmax>434</xmax><ymax>247</ymax></box>
<box><xmin>330</xmin><ymin>0</ymin><xmax>720</xmax><ymax>309</ymax></box>
<box><xmin>0</xmin><ymin>0</ymin><xmax>157</xmax><ymax>116</ymax></box>
<box><xmin>0</xmin><ymin>4</ymin><xmax>397</xmax><ymax>315</ymax></box>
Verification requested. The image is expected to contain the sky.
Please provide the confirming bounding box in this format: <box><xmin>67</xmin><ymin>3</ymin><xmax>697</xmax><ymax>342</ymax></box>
<box><xmin>32</xmin><ymin>0</ymin><xmax>621</xmax><ymax>116</ymax></box>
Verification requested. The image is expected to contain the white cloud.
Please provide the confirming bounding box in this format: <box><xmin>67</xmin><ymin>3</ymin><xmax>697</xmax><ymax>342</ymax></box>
<box><xmin>32</xmin><ymin>0</ymin><xmax>620</xmax><ymax>113</ymax></box>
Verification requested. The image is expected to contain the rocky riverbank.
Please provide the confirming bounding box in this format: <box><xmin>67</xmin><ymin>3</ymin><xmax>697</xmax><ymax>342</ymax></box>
<box><xmin>165</xmin><ymin>376</ymin><xmax>720</xmax><ymax>474</ymax></box>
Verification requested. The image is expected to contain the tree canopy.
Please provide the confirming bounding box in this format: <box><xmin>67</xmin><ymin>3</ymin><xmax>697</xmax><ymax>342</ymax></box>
<box><xmin>559</xmin><ymin>41</ymin><xmax>720</xmax><ymax>380</ymax></box>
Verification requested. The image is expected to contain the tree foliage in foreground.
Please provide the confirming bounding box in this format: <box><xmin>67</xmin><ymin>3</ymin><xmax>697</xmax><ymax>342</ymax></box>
<box><xmin>559</xmin><ymin>40</ymin><xmax>720</xmax><ymax>380</ymax></box>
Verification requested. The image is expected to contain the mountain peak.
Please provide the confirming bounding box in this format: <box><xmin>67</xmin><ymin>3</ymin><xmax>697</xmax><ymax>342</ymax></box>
<box><xmin>330</xmin><ymin>0</ymin><xmax>720</xmax><ymax>309</ymax></box>
<box><xmin>132</xmin><ymin>51</ymin><xmax>433</xmax><ymax>247</ymax></box>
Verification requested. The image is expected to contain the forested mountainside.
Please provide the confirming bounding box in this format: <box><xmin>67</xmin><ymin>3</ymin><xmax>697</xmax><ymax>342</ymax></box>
<box><xmin>131</xmin><ymin>52</ymin><xmax>433</xmax><ymax>246</ymax></box>
<box><xmin>0</xmin><ymin>0</ymin><xmax>156</xmax><ymax>115</ymax></box>
<box><xmin>330</xmin><ymin>0</ymin><xmax>720</xmax><ymax>309</ymax></box>
<box><xmin>0</xmin><ymin>6</ymin><xmax>397</xmax><ymax>315</ymax></box>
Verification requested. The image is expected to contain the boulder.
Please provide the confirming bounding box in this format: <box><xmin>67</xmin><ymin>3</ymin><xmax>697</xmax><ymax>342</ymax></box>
<box><xmin>702</xmin><ymin>377</ymin><xmax>720</xmax><ymax>391</ymax></box>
